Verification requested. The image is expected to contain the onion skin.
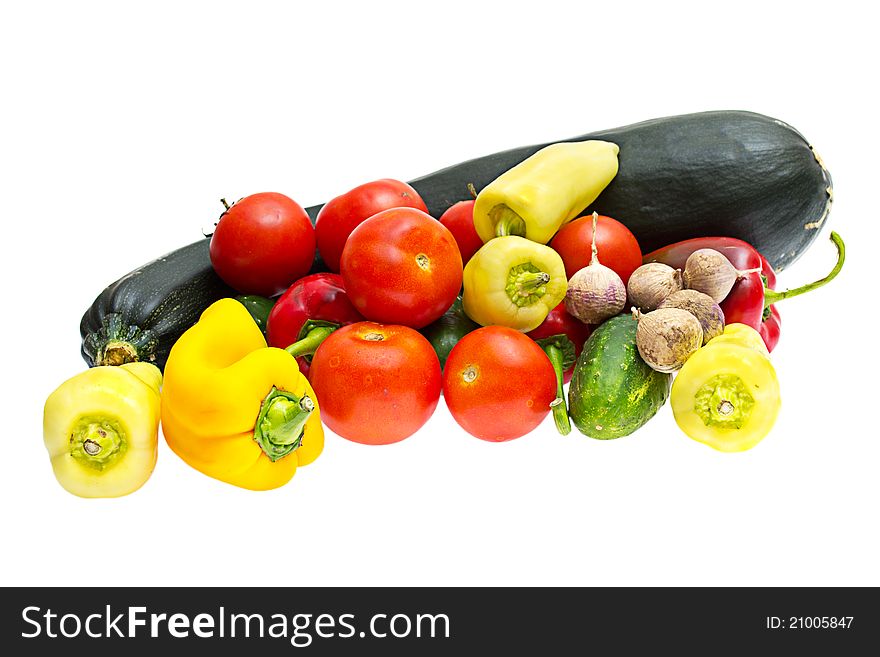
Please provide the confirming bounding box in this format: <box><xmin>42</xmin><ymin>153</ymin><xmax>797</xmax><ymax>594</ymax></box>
<box><xmin>634</xmin><ymin>307</ymin><xmax>703</xmax><ymax>373</ymax></box>
<box><xmin>659</xmin><ymin>290</ymin><xmax>724</xmax><ymax>345</ymax></box>
<box><xmin>627</xmin><ymin>263</ymin><xmax>682</xmax><ymax>311</ymax></box>
<box><xmin>564</xmin><ymin>263</ymin><xmax>626</xmax><ymax>324</ymax></box>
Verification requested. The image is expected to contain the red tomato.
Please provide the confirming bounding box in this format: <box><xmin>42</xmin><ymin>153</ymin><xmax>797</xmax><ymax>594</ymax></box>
<box><xmin>550</xmin><ymin>214</ymin><xmax>642</xmax><ymax>285</ymax></box>
<box><xmin>438</xmin><ymin>200</ymin><xmax>483</xmax><ymax>265</ymax></box>
<box><xmin>526</xmin><ymin>303</ymin><xmax>593</xmax><ymax>384</ymax></box>
<box><xmin>341</xmin><ymin>208</ymin><xmax>462</xmax><ymax>329</ymax></box>
<box><xmin>209</xmin><ymin>192</ymin><xmax>315</xmax><ymax>297</ymax></box>
<box><xmin>443</xmin><ymin>326</ymin><xmax>556</xmax><ymax>442</ymax></box>
<box><xmin>315</xmin><ymin>179</ymin><xmax>428</xmax><ymax>272</ymax></box>
<box><xmin>309</xmin><ymin>322</ymin><xmax>441</xmax><ymax>444</ymax></box>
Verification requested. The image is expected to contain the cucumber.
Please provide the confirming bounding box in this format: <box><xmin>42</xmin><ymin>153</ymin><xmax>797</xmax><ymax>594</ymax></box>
<box><xmin>568</xmin><ymin>315</ymin><xmax>671</xmax><ymax>439</ymax></box>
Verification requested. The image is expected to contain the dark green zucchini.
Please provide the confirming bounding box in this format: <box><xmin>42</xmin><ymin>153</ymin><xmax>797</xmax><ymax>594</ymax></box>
<box><xmin>81</xmin><ymin>111</ymin><xmax>830</xmax><ymax>369</ymax></box>
<box><xmin>80</xmin><ymin>239</ymin><xmax>233</xmax><ymax>370</ymax></box>
<box><xmin>397</xmin><ymin>110</ymin><xmax>832</xmax><ymax>271</ymax></box>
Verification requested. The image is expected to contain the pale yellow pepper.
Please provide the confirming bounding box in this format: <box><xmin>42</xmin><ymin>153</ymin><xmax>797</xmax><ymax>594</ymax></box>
<box><xmin>702</xmin><ymin>323</ymin><xmax>770</xmax><ymax>357</ymax></box>
<box><xmin>473</xmin><ymin>140</ymin><xmax>620</xmax><ymax>244</ymax></box>
<box><xmin>671</xmin><ymin>324</ymin><xmax>780</xmax><ymax>452</ymax></box>
<box><xmin>462</xmin><ymin>236</ymin><xmax>567</xmax><ymax>332</ymax></box>
<box><xmin>43</xmin><ymin>362</ymin><xmax>162</xmax><ymax>498</ymax></box>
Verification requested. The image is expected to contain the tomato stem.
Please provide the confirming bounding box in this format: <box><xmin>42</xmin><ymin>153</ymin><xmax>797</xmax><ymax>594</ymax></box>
<box><xmin>763</xmin><ymin>232</ymin><xmax>845</xmax><ymax>308</ymax></box>
<box><xmin>589</xmin><ymin>212</ymin><xmax>600</xmax><ymax>266</ymax></box>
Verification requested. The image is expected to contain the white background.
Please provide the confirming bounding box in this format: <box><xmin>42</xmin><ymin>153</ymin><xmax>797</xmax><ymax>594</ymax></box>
<box><xmin>1</xmin><ymin>1</ymin><xmax>877</xmax><ymax>587</ymax></box>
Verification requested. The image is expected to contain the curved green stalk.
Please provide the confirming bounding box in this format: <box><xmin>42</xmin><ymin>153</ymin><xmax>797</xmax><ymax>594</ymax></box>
<box><xmin>763</xmin><ymin>232</ymin><xmax>845</xmax><ymax>308</ymax></box>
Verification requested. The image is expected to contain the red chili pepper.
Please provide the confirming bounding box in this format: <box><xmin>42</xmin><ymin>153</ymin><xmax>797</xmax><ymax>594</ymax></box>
<box><xmin>757</xmin><ymin>254</ymin><xmax>781</xmax><ymax>351</ymax></box>
<box><xmin>644</xmin><ymin>232</ymin><xmax>844</xmax><ymax>352</ymax></box>
<box><xmin>266</xmin><ymin>273</ymin><xmax>364</xmax><ymax>376</ymax></box>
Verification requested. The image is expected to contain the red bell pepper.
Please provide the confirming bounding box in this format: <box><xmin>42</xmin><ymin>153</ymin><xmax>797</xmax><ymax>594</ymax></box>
<box><xmin>644</xmin><ymin>232</ymin><xmax>844</xmax><ymax>352</ymax></box>
<box><xmin>526</xmin><ymin>303</ymin><xmax>594</xmax><ymax>435</ymax></box>
<box><xmin>266</xmin><ymin>273</ymin><xmax>364</xmax><ymax>376</ymax></box>
<box><xmin>757</xmin><ymin>254</ymin><xmax>781</xmax><ymax>351</ymax></box>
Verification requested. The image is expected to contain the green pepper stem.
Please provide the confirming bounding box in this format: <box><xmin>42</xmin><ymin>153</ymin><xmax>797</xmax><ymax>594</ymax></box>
<box><xmin>763</xmin><ymin>231</ymin><xmax>845</xmax><ymax>308</ymax></box>
<box><xmin>516</xmin><ymin>271</ymin><xmax>551</xmax><ymax>290</ymax></box>
<box><xmin>69</xmin><ymin>418</ymin><xmax>127</xmax><ymax>471</ymax></box>
<box><xmin>253</xmin><ymin>388</ymin><xmax>314</xmax><ymax>462</ymax></box>
<box><xmin>694</xmin><ymin>374</ymin><xmax>755</xmax><ymax>430</ymax></box>
<box><xmin>285</xmin><ymin>325</ymin><xmax>336</xmax><ymax>358</ymax></box>
<box><xmin>506</xmin><ymin>265</ymin><xmax>552</xmax><ymax>308</ymax></box>
<box><xmin>490</xmin><ymin>204</ymin><xmax>527</xmax><ymax>238</ymax></box>
<box><xmin>543</xmin><ymin>344</ymin><xmax>571</xmax><ymax>436</ymax></box>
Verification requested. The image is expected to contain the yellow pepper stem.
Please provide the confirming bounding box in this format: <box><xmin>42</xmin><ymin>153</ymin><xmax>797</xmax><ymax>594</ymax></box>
<box><xmin>693</xmin><ymin>374</ymin><xmax>755</xmax><ymax>430</ymax></box>
<box><xmin>253</xmin><ymin>387</ymin><xmax>315</xmax><ymax>462</ymax></box>
<box><xmin>69</xmin><ymin>416</ymin><xmax>128</xmax><ymax>472</ymax></box>
<box><xmin>506</xmin><ymin>265</ymin><xmax>551</xmax><ymax>307</ymax></box>
<box><xmin>490</xmin><ymin>204</ymin><xmax>527</xmax><ymax>238</ymax></box>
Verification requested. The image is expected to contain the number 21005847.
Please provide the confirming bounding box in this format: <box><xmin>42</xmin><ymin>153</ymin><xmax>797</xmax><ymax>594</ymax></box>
<box><xmin>766</xmin><ymin>616</ymin><xmax>854</xmax><ymax>630</ymax></box>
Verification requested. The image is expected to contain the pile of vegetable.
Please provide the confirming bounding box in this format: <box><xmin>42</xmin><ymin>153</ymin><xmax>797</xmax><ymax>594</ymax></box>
<box><xmin>45</xmin><ymin>110</ymin><xmax>844</xmax><ymax>497</ymax></box>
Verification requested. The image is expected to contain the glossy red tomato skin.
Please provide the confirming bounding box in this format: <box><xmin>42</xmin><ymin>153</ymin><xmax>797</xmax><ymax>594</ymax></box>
<box><xmin>309</xmin><ymin>322</ymin><xmax>441</xmax><ymax>445</ymax></box>
<box><xmin>209</xmin><ymin>192</ymin><xmax>316</xmax><ymax>297</ymax></box>
<box><xmin>340</xmin><ymin>208</ymin><xmax>462</xmax><ymax>329</ymax></box>
<box><xmin>550</xmin><ymin>214</ymin><xmax>642</xmax><ymax>285</ymax></box>
<box><xmin>315</xmin><ymin>179</ymin><xmax>428</xmax><ymax>272</ymax></box>
<box><xmin>442</xmin><ymin>327</ymin><xmax>556</xmax><ymax>442</ymax></box>
<box><xmin>438</xmin><ymin>200</ymin><xmax>482</xmax><ymax>265</ymax></box>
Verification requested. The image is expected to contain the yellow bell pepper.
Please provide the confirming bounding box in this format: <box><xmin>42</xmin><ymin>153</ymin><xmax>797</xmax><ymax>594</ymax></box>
<box><xmin>671</xmin><ymin>325</ymin><xmax>780</xmax><ymax>452</ymax></box>
<box><xmin>473</xmin><ymin>140</ymin><xmax>619</xmax><ymax>245</ymax></box>
<box><xmin>462</xmin><ymin>236</ymin><xmax>567</xmax><ymax>332</ymax></box>
<box><xmin>161</xmin><ymin>298</ymin><xmax>323</xmax><ymax>491</ymax></box>
<box><xmin>43</xmin><ymin>362</ymin><xmax>162</xmax><ymax>498</ymax></box>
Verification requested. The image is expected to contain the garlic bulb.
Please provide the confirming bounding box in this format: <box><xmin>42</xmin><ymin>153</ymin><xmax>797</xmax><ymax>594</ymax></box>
<box><xmin>682</xmin><ymin>249</ymin><xmax>739</xmax><ymax>302</ymax></box>
<box><xmin>563</xmin><ymin>213</ymin><xmax>627</xmax><ymax>324</ymax></box>
<box><xmin>633</xmin><ymin>307</ymin><xmax>703</xmax><ymax>373</ymax></box>
<box><xmin>659</xmin><ymin>289</ymin><xmax>725</xmax><ymax>345</ymax></box>
<box><xmin>627</xmin><ymin>262</ymin><xmax>682</xmax><ymax>311</ymax></box>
